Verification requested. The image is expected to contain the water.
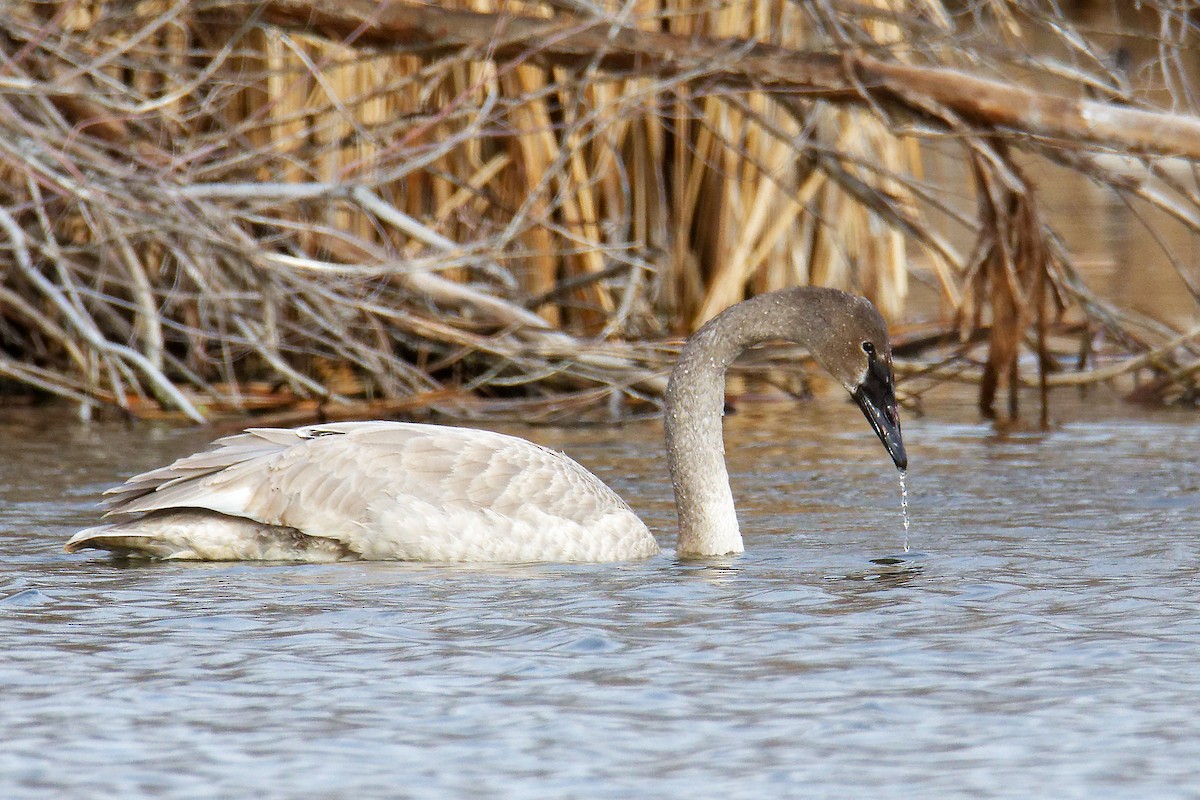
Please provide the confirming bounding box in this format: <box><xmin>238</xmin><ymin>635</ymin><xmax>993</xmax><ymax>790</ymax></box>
<box><xmin>3</xmin><ymin>390</ymin><xmax>1200</xmax><ymax>799</ymax></box>
<box><xmin>899</xmin><ymin>471</ymin><xmax>910</xmax><ymax>553</ymax></box>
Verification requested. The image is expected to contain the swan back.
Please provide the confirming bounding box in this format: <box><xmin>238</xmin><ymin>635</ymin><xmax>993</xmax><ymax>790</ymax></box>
<box><xmin>71</xmin><ymin>421</ymin><xmax>658</xmax><ymax>562</ymax></box>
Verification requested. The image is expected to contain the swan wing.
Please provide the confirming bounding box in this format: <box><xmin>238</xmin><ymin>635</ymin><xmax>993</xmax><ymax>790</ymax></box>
<box><xmin>98</xmin><ymin>421</ymin><xmax>657</xmax><ymax>562</ymax></box>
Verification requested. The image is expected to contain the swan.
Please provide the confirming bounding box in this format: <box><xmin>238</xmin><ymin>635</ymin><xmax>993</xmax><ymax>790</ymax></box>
<box><xmin>65</xmin><ymin>286</ymin><xmax>907</xmax><ymax>562</ymax></box>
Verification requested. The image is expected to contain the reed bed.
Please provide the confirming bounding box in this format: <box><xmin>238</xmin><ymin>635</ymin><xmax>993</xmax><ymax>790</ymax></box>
<box><xmin>1</xmin><ymin>0</ymin><xmax>1199</xmax><ymax>424</ymax></box>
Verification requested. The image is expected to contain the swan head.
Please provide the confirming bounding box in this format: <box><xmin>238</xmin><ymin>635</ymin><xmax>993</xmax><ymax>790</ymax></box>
<box><xmin>849</xmin><ymin>339</ymin><xmax>907</xmax><ymax>472</ymax></box>
<box><xmin>807</xmin><ymin>293</ymin><xmax>907</xmax><ymax>472</ymax></box>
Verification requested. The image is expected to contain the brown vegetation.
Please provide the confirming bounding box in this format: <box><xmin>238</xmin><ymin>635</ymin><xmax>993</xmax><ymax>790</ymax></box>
<box><xmin>1</xmin><ymin>0</ymin><xmax>1199</xmax><ymax>424</ymax></box>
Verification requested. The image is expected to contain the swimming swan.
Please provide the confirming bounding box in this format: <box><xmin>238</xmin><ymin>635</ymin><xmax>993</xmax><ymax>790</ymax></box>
<box><xmin>66</xmin><ymin>287</ymin><xmax>907</xmax><ymax>562</ymax></box>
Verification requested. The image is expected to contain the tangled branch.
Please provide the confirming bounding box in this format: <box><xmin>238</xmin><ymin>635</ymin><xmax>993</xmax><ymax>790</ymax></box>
<box><xmin>2</xmin><ymin>0</ymin><xmax>1199</xmax><ymax>422</ymax></box>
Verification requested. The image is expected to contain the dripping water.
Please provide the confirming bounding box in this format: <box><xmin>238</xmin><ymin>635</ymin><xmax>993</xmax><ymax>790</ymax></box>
<box><xmin>899</xmin><ymin>470</ymin><xmax>910</xmax><ymax>553</ymax></box>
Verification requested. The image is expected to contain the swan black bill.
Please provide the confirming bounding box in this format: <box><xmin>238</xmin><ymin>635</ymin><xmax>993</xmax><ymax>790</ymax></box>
<box><xmin>852</xmin><ymin>362</ymin><xmax>907</xmax><ymax>472</ymax></box>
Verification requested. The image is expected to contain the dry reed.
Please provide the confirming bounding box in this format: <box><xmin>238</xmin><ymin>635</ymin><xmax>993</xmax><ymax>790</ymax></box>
<box><xmin>1</xmin><ymin>0</ymin><xmax>1199</xmax><ymax>423</ymax></box>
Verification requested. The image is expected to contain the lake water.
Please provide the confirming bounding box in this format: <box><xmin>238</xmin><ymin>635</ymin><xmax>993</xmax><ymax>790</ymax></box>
<box><xmin>2</xmin><ymin>389</ymin><xmax>1199</xmax><ymax>798</ymax></box>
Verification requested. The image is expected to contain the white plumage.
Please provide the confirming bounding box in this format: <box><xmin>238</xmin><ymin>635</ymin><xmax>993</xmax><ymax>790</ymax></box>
<box><xmin>67</xmin><ymin>422</ymin><xmax>659</xmax><ymax>562</ymax></box>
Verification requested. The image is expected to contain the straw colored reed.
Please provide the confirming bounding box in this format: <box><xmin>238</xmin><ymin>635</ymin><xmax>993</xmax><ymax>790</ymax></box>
<box><xmin>7</xmin><ymin>0</ymin><xmax>1088</xmax><ymax>421</ymax></box>
<box><xmin>208</xmin><ymin>0</ymin><xmax>927</xmax><ymax>328</ymax></box>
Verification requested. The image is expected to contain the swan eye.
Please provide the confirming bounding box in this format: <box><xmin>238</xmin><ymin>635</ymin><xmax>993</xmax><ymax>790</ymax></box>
<box><xmin>861</xmin><ymin>341</ymin><xmax>875</xmax><ymax>356</ymax></box>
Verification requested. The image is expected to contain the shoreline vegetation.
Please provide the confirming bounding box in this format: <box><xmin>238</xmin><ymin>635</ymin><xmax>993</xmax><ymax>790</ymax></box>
<box><xmin>2</xmin><ymin>0</ymin><xmax>1199</xmax><ymax>426</ymax></box>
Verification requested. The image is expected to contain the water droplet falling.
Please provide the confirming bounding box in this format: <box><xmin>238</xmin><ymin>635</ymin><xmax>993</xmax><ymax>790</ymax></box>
<box><xmin>899</xmin><ymin>470</ymin><xmax>911</xmax><ymax>553</ymax></box>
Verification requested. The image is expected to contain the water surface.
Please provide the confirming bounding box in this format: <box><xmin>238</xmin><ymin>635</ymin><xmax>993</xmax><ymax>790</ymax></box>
<box><xmin>2</xmin><ymin>392</ymin><xmax>1199</xmax><ymax>798</ymax></box>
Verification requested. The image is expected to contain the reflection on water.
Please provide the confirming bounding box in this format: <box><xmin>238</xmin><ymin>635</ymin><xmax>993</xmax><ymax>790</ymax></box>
<box><xmin>2</xmin><ymin>391</ymin><xmax>1200</xmax><ymax>798</ymax></box>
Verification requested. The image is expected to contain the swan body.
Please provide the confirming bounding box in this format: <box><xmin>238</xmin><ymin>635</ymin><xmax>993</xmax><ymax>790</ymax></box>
<box><xmin>67</xmin><ymin>287</ymin><xmax>907</xmax><ymax>563</ymax></box>
<box><xmin>67</xmin><ymin>422</ymin><xmax>657</xmax><ymax>562</ymax></box>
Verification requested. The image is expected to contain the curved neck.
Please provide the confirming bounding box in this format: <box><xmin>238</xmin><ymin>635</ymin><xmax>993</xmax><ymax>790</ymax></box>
<box><xmin>664</xmin><ymin>289</ymin><xmax>837</xmax><ymax>557</ymax></box>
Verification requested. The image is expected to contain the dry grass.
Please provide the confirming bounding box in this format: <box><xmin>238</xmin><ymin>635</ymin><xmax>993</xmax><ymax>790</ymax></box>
<box><xmin>1</xmin><ymin>0</ymin><xmax>1199</xmax><ymax>423</ymax></box>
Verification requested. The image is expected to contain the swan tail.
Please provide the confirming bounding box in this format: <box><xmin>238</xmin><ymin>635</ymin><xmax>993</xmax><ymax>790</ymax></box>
<box><xmin>64</xmin><ymin>509</ymin><xmax>357</xmax><ymax>562</ymax></box>
<box><xmin>65</xmin><ymin>523</ymin><xmax>184</xmax><ymax>558</ymax></box>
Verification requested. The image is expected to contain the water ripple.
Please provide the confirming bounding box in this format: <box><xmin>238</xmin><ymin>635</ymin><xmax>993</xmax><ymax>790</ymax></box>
<box><xmin>2</xmin><ymin>406</ymin><xmax>1200</xmax><ymax>798</ymax></box>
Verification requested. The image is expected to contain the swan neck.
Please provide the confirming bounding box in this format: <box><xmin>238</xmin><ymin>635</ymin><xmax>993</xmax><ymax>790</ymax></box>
<box><xmin>666</xmin><ymin>293</ymin><xmax>822</xmax><ymax>557</ymax></box>
<box><xmin>665</xmin><ymin>330</ymin><xmax>739</xmax><ymax>557</ymax></box>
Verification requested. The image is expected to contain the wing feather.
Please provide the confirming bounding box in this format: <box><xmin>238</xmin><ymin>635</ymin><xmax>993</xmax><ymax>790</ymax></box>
<box><xmin>96</xmin><ymin>421</ymin><xmax>656</xmax><ymax>561</ymax></box>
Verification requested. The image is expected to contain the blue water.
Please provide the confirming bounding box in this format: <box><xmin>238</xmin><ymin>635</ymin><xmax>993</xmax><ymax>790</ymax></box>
<box><xmin>2</xmin><ymin>393</ymin><xmax>1199</xmax><ymax>798</ymax></box>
